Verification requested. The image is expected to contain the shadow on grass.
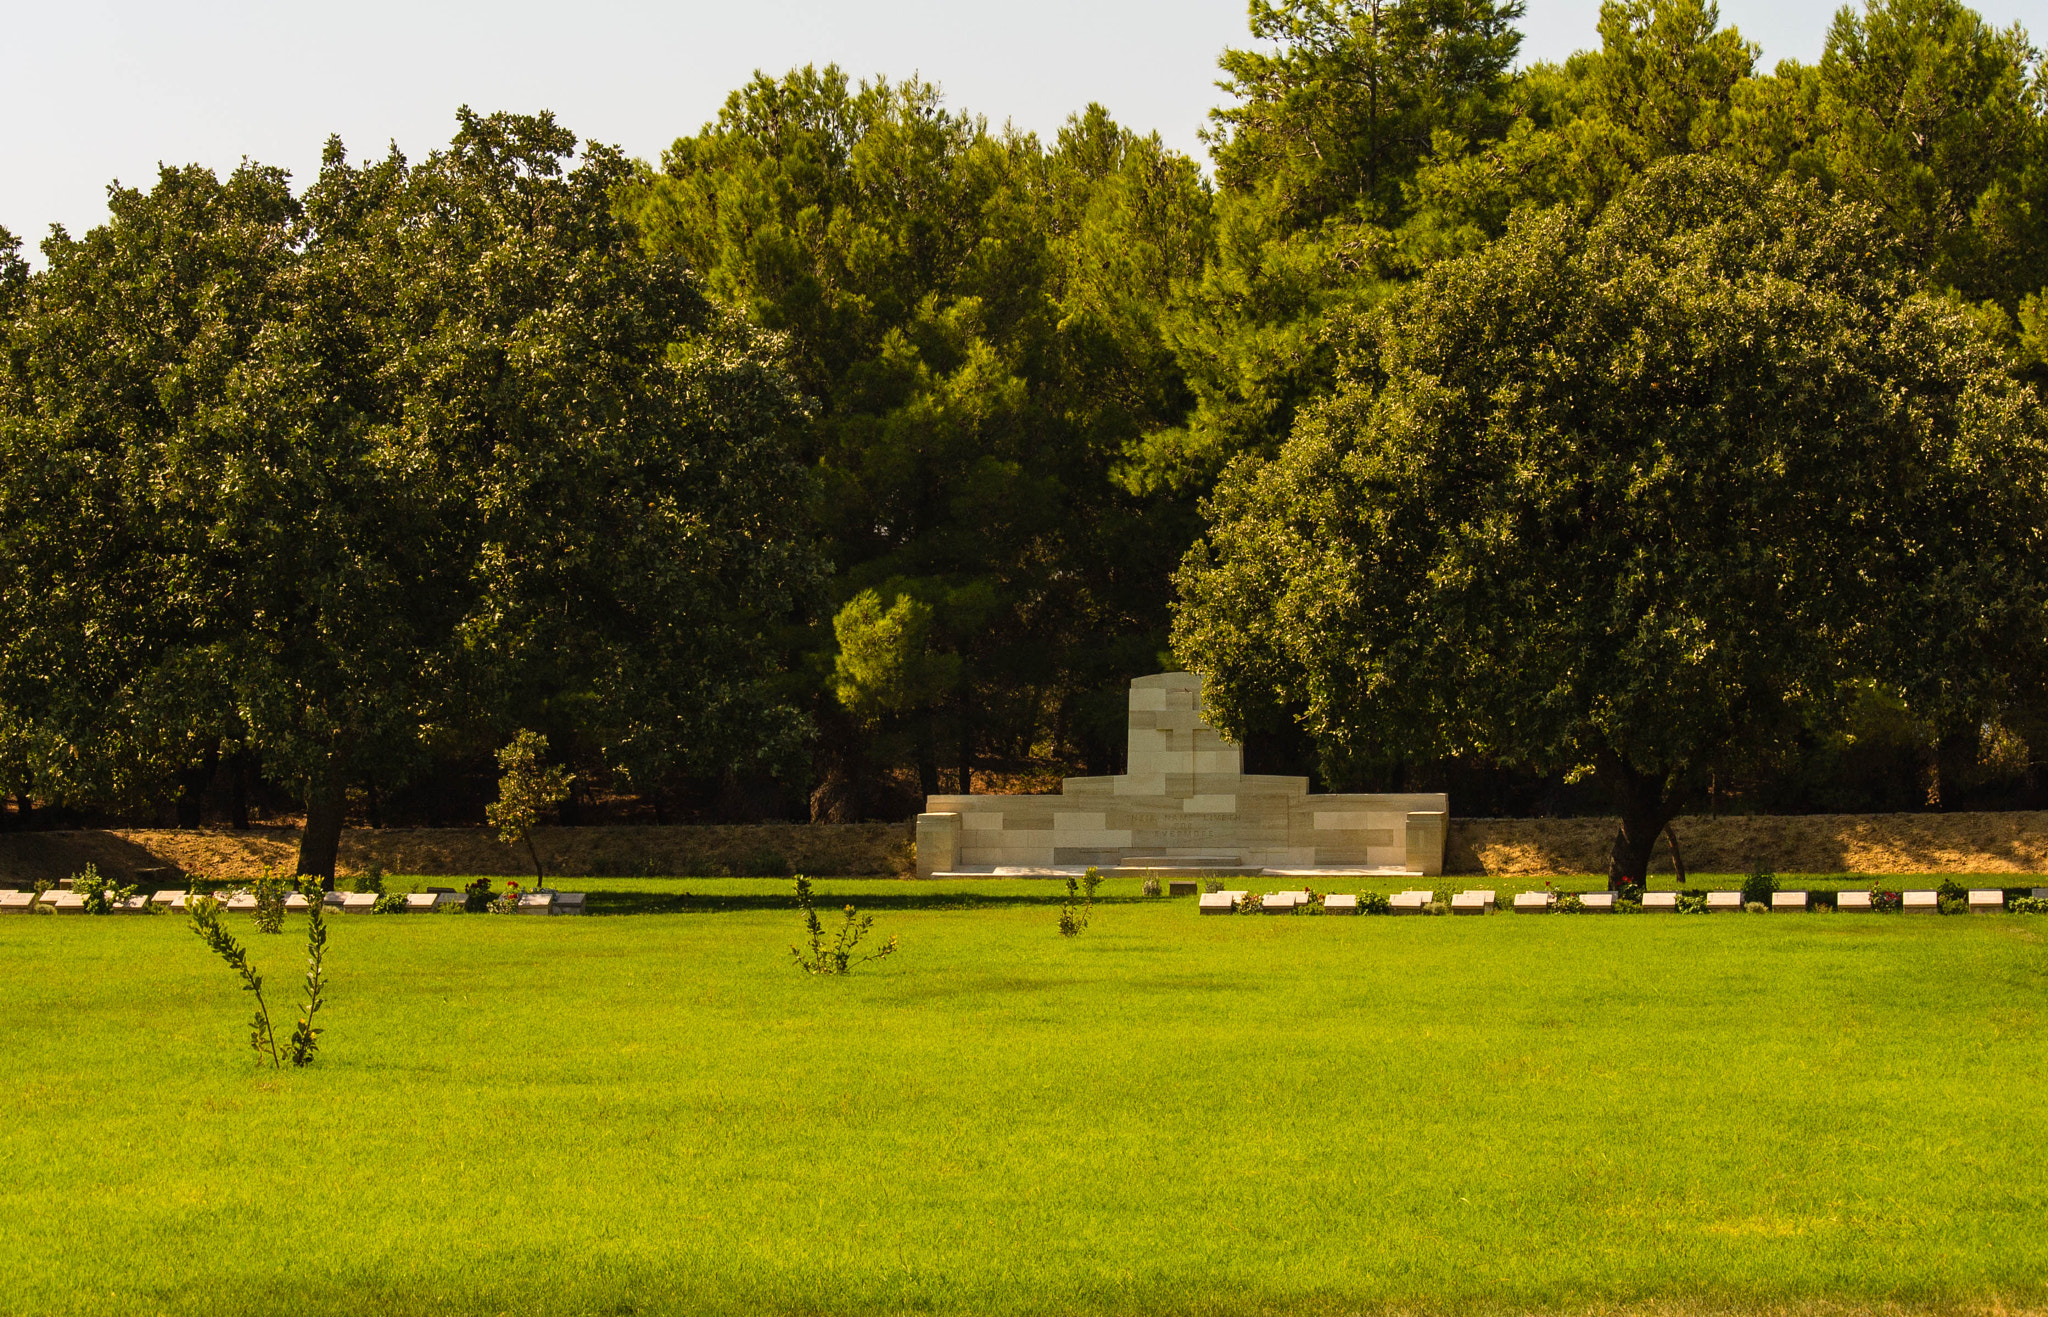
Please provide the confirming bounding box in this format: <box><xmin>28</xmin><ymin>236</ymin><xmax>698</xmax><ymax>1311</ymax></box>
<box><xmin>584</xmin><ymin>891</ymin><xmax>1167</xmax><ymax>916</ymax></box>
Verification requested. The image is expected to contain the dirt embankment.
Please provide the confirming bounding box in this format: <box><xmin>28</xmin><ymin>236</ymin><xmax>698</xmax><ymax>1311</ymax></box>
<box><xmin>0</xmin><ymin>822</ymin><xmax>913</xmax><ymax>885</ymax></box>
<box><xmin>1448</xmin><ymin>812</ymin><xmax>2048</xmax><ymax>876</ymax></box>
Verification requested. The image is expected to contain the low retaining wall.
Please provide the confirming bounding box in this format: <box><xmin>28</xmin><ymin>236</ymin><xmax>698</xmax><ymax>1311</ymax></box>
<box><xmin>4</xmin><ymin>812</ymin><xmax>2045</xmax><ymax>884</ymax></box>
<box><xmin>0</xmin><ymin>823</ymin><xmax>914</xmax><ymax>885</ymax></box>
<box><xmin>1449</xmin><ymin>812</ymin><xmax>2048</xmax><ymax>876</ymax></box>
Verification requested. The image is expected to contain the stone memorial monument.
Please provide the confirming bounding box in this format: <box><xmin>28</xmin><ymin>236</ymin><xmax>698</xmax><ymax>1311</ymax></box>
<box><xmin>915</xmin><ymin>672</ymin><xmax>1446</xmax><ymax>879</ymax></box>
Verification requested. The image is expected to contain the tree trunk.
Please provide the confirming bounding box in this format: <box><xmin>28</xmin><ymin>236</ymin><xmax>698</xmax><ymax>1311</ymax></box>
<box><xmin>296</xmin><ymin>771</ymin><xmax>347</xmax><ymax>890</ymax></box>
<box><xmin>916</xmin><ymin>716</ymin><xmax>939</xmax><ymax>802</ymax></box>
<box><xmin>524</xmin><ymin>832</ymin><xmax>546</xmax><ymax>884</ymax></box>
<box><xmin>1933</xmin><ymin>723</ymin><xmax>1977</xmax><ymax>810</ymax></box>
<box><xmin>228</xmin><ymin>751</ymin><xmax>251</xmax><ymax>831</ymax></box>
<box><xmin>1602</xmin><ymin>757</ymin><xmax>1680</xmax><ymax>889</ymax></box>
<box><xmin>1664</xmin><ymin>823</ymin><xmax>1688</xmax><ymax>886</ymax></box>
<box><xmin>175</xmin><ymin>743</ymin><xmax>219</xmax><ymax>829</ymax></box>
<box><xmin>808</xmin><ymin>701</ymin><xmax>868</xmax><ymax>823</ymax></box>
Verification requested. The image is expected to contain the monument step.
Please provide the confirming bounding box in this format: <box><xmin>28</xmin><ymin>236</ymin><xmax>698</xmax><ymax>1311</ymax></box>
<box><xmin>1117</xmin><ymin>855</ymin><xmax>1241</xmax><ymax>868</ymax></box>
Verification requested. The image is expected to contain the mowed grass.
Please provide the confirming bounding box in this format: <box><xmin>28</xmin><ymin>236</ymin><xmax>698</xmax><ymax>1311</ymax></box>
<box><xmin>4</xmin><ymin>880</ymin><xmax>2046</xmax><ymax>1317</ymax></box>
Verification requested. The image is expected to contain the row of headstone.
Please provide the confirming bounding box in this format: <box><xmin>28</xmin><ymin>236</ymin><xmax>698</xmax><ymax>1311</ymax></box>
<box><xmin>1187</xmin><ymin>886</ymin><xmax>2047</xmax><ymax>917</ymax></box>
<box><xmin>0</xmin><ymin>887</ymin><xmax>586</xmax><ymax>914</ymax></box>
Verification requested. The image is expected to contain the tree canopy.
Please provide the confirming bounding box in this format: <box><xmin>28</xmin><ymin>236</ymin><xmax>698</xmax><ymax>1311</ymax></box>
<box><xmin>1174</xmin><ymin>156</ymin><xmax>2048</xmax><ymax>880</ymax></box>
<box><xmin>0</xmin><ymin>111</ymin><xmax>820</xmax><ymax>871</ymax></box>
<box><xmin>2</xmin><ymin>0</ymin><xmax>2046</xmax><ymax>837</ymax></box>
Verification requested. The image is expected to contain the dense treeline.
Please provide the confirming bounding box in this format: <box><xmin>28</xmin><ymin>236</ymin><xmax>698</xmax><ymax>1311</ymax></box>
<box><xmin>2</xmin><ymin>0</ymin><xmax>2046</xmax><ymax>873</ymax></box>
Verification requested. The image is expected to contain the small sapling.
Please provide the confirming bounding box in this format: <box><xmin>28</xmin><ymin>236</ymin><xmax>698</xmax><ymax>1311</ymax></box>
<box><xmin>286</xmin><ymin>881</ymin><xmax>328</xmax><ymax>1066</ymax></box>
<box><xmin>790</xmin><ymin>875</ymin><xmax>896</xmax><ymax>974</ymax></box>
<box><xmin>1059</xmin><ymin>866</ymin><xmax>1105</xmax><ymax>936</ymax></box>
<box><xmin>486</xmin><ymin>730</ymin><xmax>573</xmax><ymax>884</ymax></box>
<box><xmin>188</xmin><ymin>893</ymin><xmax>281</xmax><ymax>1069</ymax></box>
<box><xmin>252</xmin><ymin>870</ymin><xmax>288</xmax><ymax>933</ymax></box>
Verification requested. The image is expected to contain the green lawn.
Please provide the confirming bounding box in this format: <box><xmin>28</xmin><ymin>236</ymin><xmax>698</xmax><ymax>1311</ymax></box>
<box><xmin>5</xmin><ymin>879</ymin><xmax>2046</xmax><ymax>1316</ymax></box>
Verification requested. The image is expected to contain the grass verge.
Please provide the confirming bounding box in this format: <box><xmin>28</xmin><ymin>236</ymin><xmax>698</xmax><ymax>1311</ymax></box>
<box><xmin>4</xmin><ymin>880</ymin><xmax>2045</xmax><ymax>1315</ymax></box>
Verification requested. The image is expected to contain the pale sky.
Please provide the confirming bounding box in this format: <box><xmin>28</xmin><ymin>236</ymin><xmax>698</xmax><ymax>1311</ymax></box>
<box><xmin>3</xmin><ymin>0</ymin><xmax>2040</xmax><ymax>253</ymax></box>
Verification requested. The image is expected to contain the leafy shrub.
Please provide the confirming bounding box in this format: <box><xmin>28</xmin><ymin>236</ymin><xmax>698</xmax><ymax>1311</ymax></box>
<box><xmin>353</xmin><ymin>865</ymin><xmax>386</xmax><ymax>896</ymax></box>
<box><xmin>1617</xmin><ymin>899</ymin><xmax>1643</xmax><ymax>913</ymax></box>
<box><xmin>1675</xmin><ymin>893</ymin><xmax>1709</xmax><ymax>914</ymax></box>
<box><xmin>1555</xmin><ymin>893</ymin><xmax>1586</xmax><ymax>913</ymax></box>
<box><xmin>1203</xmin><ymin>879</ymin><xmax>1223</xmax><ymax>894</ymax></box>
<box><xmin>1869</xmin><ymin>888</ymin><xmax>1903</xmax><ymax>912</ymax></box>
<box><xmin>1744</xmin><ymin>901</ymin><xmax>1769</xmax><ymax>913</ymax></box>
<box><xmin>1058</xmin><ymin>880</ymin><xmax>1088</xmax><ymax>937</ymax></box>
<box><xmin>493</xmin><ymin>879</ymin><xmax>526</xmax><ymax>914</ymax></box>
<box><xmin>1359</xmin><ymin>892</ymin><xmax>1392</xmax><ymax>915</ymax></box>
<box><xmin>1740</xmin><ymin>865</ymin><xmax>1778</xmax><ymax>907</ymax></box>
<box><xmin>2010</xmin><ymin>895</ymin><xmax>2048</xmax><ymax>914</ymax></box>
<box><xmin>1059</xmin><ymin>868</ymin><xmax>1104</xmax><ymax>936</ymax></box>
<box><xmin>1237</xmin><ymin>892</ymin><xmax>1264</xmax><ymax>914</ymax></box>
<box><xmin>71</xmin><ymin>863</ymin><xmax>136</xmax><ymax>915</ymax></box>
<box><xmin>1141</xmin><ymin>876</ymin><xmax>1161</xmax><ymax>897</ymax></box>
<box><xmin>252</xmin><ymin>872</ymin><xmax>288</xmax><ymax>933</ymax></box>
<box><xmin>372</xmin><ymin>893</ymin><xmax>408</xmax><ymax>914</ymax></box>
<box><xmin>1935</xmin><ymin>878</ymin><xmax>1969</xmax><ymax>913</ymax></box>
<box><xmin>791</xmin><ymin>875</ymin><xmax>897</xmax><ymax>973</ymax></box>
<box><xmin>464</xmin><ymin>878</ymin><xmax>495</xmax><ymax>913</ymax></box>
